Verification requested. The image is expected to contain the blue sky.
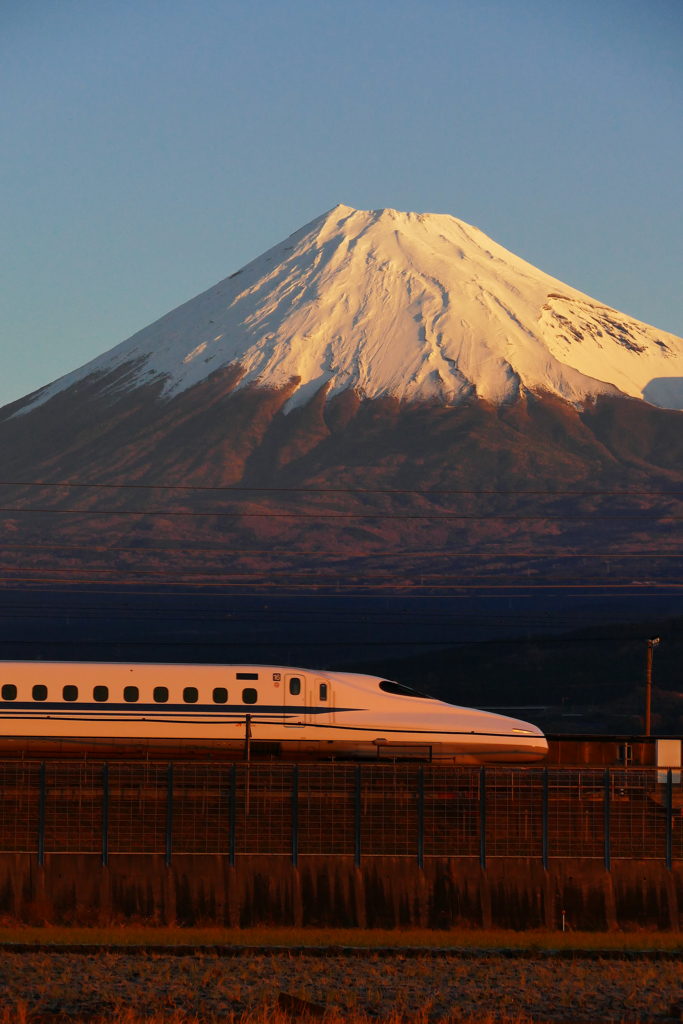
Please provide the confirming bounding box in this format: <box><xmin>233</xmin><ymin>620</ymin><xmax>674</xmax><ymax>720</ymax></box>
<box><xmin>1</xmin><ymin>0</ymin><xmax>682</xmax><ymax>408</ymax></box>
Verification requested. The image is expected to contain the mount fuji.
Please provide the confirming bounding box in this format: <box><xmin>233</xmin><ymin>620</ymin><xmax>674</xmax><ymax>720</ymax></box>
<box><xmin>2</xmin><ymin>205</ymin><xmax>683</xmax><ymax>595</ymax></box>
<box><xmin>13</xmin><ymin>203</ymin><xmax>683</xmax><ymax>419</ymax></box>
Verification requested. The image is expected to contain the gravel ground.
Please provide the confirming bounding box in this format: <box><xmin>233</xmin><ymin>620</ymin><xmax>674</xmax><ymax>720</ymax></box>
<box><xmin>0</xmin><ymin>952</ymin><xmax>682</xmax><ymax>1021</ymax></box>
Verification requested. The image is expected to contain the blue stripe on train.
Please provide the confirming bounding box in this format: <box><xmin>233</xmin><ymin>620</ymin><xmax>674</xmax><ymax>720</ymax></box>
<box><xmin>0</xmin><ymin>702</ymin><xmax>360</xmax><ymax>715</ymax></box>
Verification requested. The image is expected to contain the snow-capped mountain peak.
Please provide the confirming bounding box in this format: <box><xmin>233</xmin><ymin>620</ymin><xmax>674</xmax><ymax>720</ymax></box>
<box><xmin>15</xmin><ymin>204</ymin><xmax>683</xmax><ymax>417</ymax></box>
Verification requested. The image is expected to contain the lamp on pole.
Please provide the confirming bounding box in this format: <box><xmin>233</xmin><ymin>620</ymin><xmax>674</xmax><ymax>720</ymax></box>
<box><xmin>645</xmin><ymin>638</ymin><xmax>660</xmax><ymax>737</ymax></box>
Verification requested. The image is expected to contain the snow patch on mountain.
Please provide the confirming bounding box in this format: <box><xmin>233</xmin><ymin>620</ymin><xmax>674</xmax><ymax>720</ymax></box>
<box><xmin>14</xmin><ymin>205</ymin><xmax>683</xmax><ymax>417</ymax></box>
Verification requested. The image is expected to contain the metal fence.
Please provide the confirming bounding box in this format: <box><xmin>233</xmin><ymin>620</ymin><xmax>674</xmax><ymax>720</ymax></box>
<box><xmin>0</xmin><ymin>762</ymin><xmax>679</xmax><ymax>867</ymax></box>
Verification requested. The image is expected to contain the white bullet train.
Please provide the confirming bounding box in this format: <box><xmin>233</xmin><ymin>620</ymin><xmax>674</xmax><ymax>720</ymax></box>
<box><xmin>0</xmin><ymin>661</ymin><xmax>547</xmax><ymax>763</ymax></box>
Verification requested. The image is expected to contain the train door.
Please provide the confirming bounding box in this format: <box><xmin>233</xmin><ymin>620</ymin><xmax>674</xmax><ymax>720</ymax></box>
<box><xmin>313</xmin><ymin>677</ymin><xmax>331</xmax><ymax>726</ymax></box>
<box><xmin>284</xmin><ymin>672</ymin><xmax>306</xmax><ymax>728</ymax></box>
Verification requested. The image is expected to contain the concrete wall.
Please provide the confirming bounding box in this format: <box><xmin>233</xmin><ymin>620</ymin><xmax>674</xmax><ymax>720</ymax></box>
<box><xmin>0</xmin><ymin>853</ymin><xmax>680</xmax><ymax>931</ymax></box>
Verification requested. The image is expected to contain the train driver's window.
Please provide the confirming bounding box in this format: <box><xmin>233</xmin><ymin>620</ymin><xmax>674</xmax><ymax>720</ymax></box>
<box><xmin>33</xmin><ymin>685</ymin><xmax>47</xmax><ymax>701</ymax></box>
<box><xmin>93</xmin><ymin>686</ymin><xmax>108</xmax><ymax>702</ymax></box>
<box><xmin>213</xmin><ymin>687</ymin><xmax>228</xmax><ymax>704</ymax></box>
<box><xmin>242</xmin><ymin>688</ymin><xmax>257</xmax><ymax>704</ymax></box>
<box><xmin>379</xmin><ymin>680</ymin><xmax>431</xmax><ymax>698</ymax></box>
<box><xmin>183</xmin><ymin>687</ymin><xmax>198</xmax><ymax>703</ymax></box>
<box><xmin>1</xmin><ymin>684</ymin><xmax>16</xmax><ymax>701</ymax></box>
<box><xmin>123</xmin><ymin>686</ymin><xmax>139</xmax><ymax>703</ymax></box>
<box><xmin>63</xmin><ymin>685</ymin><xmax>78</xmax><ymax>701</ymax></box>
<box><xmin>319</xmin><ymin>682</ymin><xmax>328</xmax><ymax>701</ymax></box>
<box><xmin>153</xmin><ymin>686</ymin><xmax>169</xmax><ymax>703</ymax></box>
<box><xmin>289</xmin><ymin>677</ymin><xmax>301</xmax><ymax>696</ymax></box>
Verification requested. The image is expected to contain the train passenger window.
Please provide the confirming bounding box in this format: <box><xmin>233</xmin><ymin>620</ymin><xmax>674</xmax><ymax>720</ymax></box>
<box><xmin>242</xmin><ymin>688</ymin><xmax>257</xmax><ymax>704</ymax></box>
<box><xmin>319</xmin><ymin>682</ymin><xmax>328</xmax><ymax>701</ymax></box>
<box><xmin>289</xmin><ymin>677</ymin><xmax>301</xmax><ymax>696</ymax></box>
<box><xmin>33</xmin><ymin>685</ymin><xmax>47</xmax><ymax>701</ymax></box>
<box><xmin>93</xmin><ymin>686</ymin><xmax>108</xmax><ymax>702</ymax></box>
<box><xmin>123</xmin><ymin>686</ymin><xmax>138</xmax><ymax>703</ymax></box>
<box><xmin>63</xmin><ymin>685</ymin><xmax>78</xmax><ymax>702</ymax></box>
<box><xmin>213</xmin><ymin>687</ymin><xmax>228</xmax><ymax>704</ymax></box>
<box><xmin>183</xmin><ymin>687</ymin><xmax>198</xmax><ymax>703</ymax></box>
<box><xmin>153</xmin><ymin>686</ymin><xmax>169</xmax><ymax>703</ymax></box>
<box><xmin>1</xmin><ymin>684</ymin><xmax>16</xmax><ymax>701</ymax></box>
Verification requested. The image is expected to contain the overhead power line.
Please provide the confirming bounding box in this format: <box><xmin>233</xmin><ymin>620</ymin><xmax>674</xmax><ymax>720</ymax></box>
<box><xmin>0</xmin><ymin>564</ymin><xmax>681</xmax><ymax>581</ymax></box>
<box><xmin>0</xmin><ymin>607</ymin><xmax>654</xmax><ymax>629</ymax></box>
<box><xmin>1</xmin><ymin>543</ymin><xmax>683</xmax><ymax>556</ymax></box>
<box><xmin>0</xmin><ymin>580</ymin><xmax>678</xmax><ymax>599</ymax></box>
<box><xmin>4</xmin><ymin>506</ymin><xmax>683</xmax><ymax>520</ymax></box>
<box><xmin>0</xmin><ymin>577</ymin><xmax>679</xmax><ymax>593</ymax></box>
<box><xmin>0</xmin><ymin>637</ymin><xmax>674</xmax><ymax>651</ymax></box>
<box><xmin>1</xmin><ymin>480</ymin><xmax>683</xmax><ymax>496</ymax></box>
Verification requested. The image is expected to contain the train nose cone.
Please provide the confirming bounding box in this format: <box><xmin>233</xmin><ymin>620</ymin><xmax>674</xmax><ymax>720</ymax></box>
<box><xmin>492</xmin><ymin>713</ymin><xmax>548</xmax><ymax>760</ymax></box>
<box><xmin>509</xmin><ymin>721</ymin><xmax>548</xmax><ymax>758</ymax></box>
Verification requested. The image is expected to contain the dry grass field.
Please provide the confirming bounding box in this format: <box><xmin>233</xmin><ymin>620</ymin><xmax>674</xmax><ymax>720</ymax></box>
<box><xmin>0</xmin><ymin>948</ymin><xmax>682</xmax><ymax>1023</ymax></box>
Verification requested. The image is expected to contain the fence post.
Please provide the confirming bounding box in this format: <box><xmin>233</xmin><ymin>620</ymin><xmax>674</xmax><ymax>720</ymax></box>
<box><xmin>667</xmin><ymin>768</ymin><xmax>673</xmax><ymax>871</ymax></box>
<box><xmin>604</xmin><ymin>767</ymin><xmax>610</xmax><ymax>872</ymax></box>
<box><xmin>354</xmin><ymin>765</ymin><xmax>361</xmax><ymax>867</ymax></box>
<box><xmin>479</xmin><ymin>766</ymin><xmax>486</xmax><ymax>870</ymax></box>
<box><xmin>166</xmin><ymin>762</ymin><xmax>173</xmax><ymax>867</ymax></box>
<box><xmin>418</xmin><ymin>765</ymin><xmax>424</xmax><ymax>869</ymax></box>
<box><xmin>542</xmin><ymin>767</ymin><xmax>549</xmax><ymax>871</ymax></box>
<box><xmin>292</xmin><ymin>764</ymin><xmax>299</xmax><ymax>868</ymax></box>
<box><xmin>102</xmin><ymin>762</ymin><xmax>109</xmax><ymax>867</ymax></box>
<box><xmin>244</xmin><ymin>714</ymin><xmax>251</xmax><ymax>762</ymax></box>
<box><xmin>229</xmin><ymin>763</ymin><xmax>236</xmax><ymax>867</ymax></box>
<box><xmin>38</xmin><ymin>761</ymin><xmax>45</xmax><ymax>867</ymax></box>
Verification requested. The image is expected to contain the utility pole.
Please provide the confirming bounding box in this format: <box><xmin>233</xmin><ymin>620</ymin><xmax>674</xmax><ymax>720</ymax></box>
<box><xmin>645</xmin><ymin>638</ymin><xmax>660</xmax><ymax>737</ymax></box>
